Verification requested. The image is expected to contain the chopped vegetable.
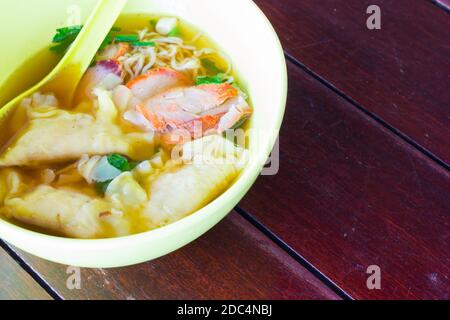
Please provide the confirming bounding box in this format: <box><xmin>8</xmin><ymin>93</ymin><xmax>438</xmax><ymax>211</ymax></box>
<box><xmin>52</xmin><ymin>25</ymin><xmax>82</xmax><ymax>43</ymax></box>
<box><xmin>201</xmin><ymin>59</ymin><xmax>223</xmax><ymax>74</ymax></box>
<box><xmin>149</xmin><ymin>19</ymin><xmax>158</xmax><ymax>29</ymax></box>
<box><xmin>50</xmin><ymin>26</ymin><xmax>83</xmax><ymax>54</ymax></box>
<box><xmin>50</xmin><ymin>42</ymin><xmax>73</xmax><ymax>54</ymax></box>
<box><xmin>91</xmin><ymin>157</ymin><xmax>123</xmax><ymax>183</ymax></box>
<box><xmin>92</xmin><ymin>155</ymin><xmax>141</xmax><ymax>195</ymax></box>
<box><xmin>51</xmin><ymin>25</ymin><xmax>121</xmax><ymax>54</ymax></box>
<box><xmin>99</xmin><ymin>34</ymin><xmax>114</xmax><ymax>51</ymax></box>
<box><xmin>129</xmin><ymin>161</ymin><xmax>140</xmax><ymax>170</ymax></box>
<box><xmin>131</xmin><ymin>41</ymin><xmax>156</xmax><ymax>47</ymax></box>
<box><xmin>100</xmin><ymin>27</ymin><xmax>122</xmax><ymax>50</ymax></box>
<box><xmin>114</xmin><ymin>34</ymin><xmax>140</xmax><ymax>43</ymax></box>
<box><xmin>107</xmin><ymin>154</ymin><xmax>131</xmax><ymax>171</ymax></box>
<box><xmin>195</xmin><ymin>74</ymin><xmax>226</xmax><ymax>85</ymax></box>
<box><xmin>168</xmin><ymin>26</ymin><xmax>180</xmax><ymax>37</ymax></box>
<box><xmin>156</xmin><ymin>17</ymin><xmax>178</xmax><ymax>36</ymax></box>
<box><xmin>96</xmin><ymin>180</ymin><xmax>113</xmax><ymax>194</ymax></box>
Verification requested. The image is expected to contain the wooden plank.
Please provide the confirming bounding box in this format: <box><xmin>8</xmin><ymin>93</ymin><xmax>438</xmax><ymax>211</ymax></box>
<box><xmin>6</xmin><ymin>212</ymin><xmax>340</xmax><ymax>300</ymax></box>
<box><xmin>239</xmin><ymin>61</ymin><xmax>450</xmax><ymax>299</ymax></box>
<box><xmin>254</xmin><ymin>0</ymin><xmax>450</xmax><ymax>164</ymax></box>
<box><xmin>0</xmin><ymin>246</ymin><xmax>52</xmax><ymax>300</ymax></box>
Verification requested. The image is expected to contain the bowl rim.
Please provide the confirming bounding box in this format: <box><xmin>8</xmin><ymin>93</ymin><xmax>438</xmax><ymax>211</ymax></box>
<box><xmin>0</xmin><ymin>0</ymin><xmax>288</xmax><ymax>249</ymax></box>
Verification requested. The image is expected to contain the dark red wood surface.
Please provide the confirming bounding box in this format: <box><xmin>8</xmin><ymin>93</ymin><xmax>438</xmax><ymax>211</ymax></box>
<box><xmin>1</xmin><ymin>0</ymin><xmax>449</xmax><ymax>300</ymax></box>
<box><xmin>254</xmin><ymin>0</ymin><xmax>450</xmax><ymax>164</ymax></box>
<box><xmin>4</xmin><ymin>212</ymin><xmax>339</xmax><ymax>300</ymax></box>
<box><xmin>239</xmin><ymin>61</ymin><xmax>450</xmax><ymax>299</ymax></box>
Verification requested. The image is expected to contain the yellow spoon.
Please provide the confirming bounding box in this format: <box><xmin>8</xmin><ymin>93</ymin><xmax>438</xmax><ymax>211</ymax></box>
<box><xmin>0</xmin><ymin>0</ymin><xmax>127</xmax><ymax>124</ymax></box>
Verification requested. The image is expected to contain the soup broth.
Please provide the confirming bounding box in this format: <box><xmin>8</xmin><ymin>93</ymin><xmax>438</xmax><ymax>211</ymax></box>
<box><xmin>0</xmin><ymin>15</ymin><xmax>251</xmax><ymax>238</ymax></box>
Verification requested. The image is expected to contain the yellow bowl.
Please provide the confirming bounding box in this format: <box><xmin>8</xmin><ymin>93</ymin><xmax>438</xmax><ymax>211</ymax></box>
<box><xmin>0</xmin><ymin>0</ymin><xmax>287</xmax><ymax>267</ymax></box>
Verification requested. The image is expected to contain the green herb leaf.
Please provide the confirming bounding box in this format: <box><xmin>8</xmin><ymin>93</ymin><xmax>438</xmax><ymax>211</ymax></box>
<box><xmin>97</xmin><ymin>27</ymin><xmax>121</xmax><ymax>52</ymax></box>
<box><xmin>107</xmin><ymin>154</ymin><xmax>131</xmax><ymax>172</ymax></box>
<box><xmin>52</xmin><ymin>25</ymin><xmax>83</xmax><ymax>43</ymax></box>
<box><xmin>51</xmin><ymin>25</ymin><xmax>120</xmax><ymax>55</ymax></box>
<box><xmin>195</xmin><ymin>74</ymin><xmax>226</xmax><ymax>86</ymax></box>
<box><xmin>55</xmin><ymin>25</ymin><xmax>83</xmax><ymax>33</ymax></box>
<box><xmin>131</xmin><ymin>41</ymin><xmax>156</xmax><ymax>47</ymax></box>
<box><xmin>201</xmin><ymin>59</ymin><xmax>223</xmax><ymax>74</ymax></box>
<box><xmin>99</xmin><ymin>34</ymin><xmax>113</xmax><ymax>51</ymax></box>
<box><xmin>168</xmin><ymin>26</ymin><xmax>180</xmax><ymax>37</ymax></box>
<box><xmin>96</xmin><ymin>180</ymin><xmax>113</xmax><ymax>195</ymax></box>
<box><xmin>114</xmin><ymin>34</ymin><xmax>140</xmax><ymax>43</ymax></box>
<box><xmin>149</xmin><ymin>19</ymin><xmax>158</xmax><ymax>29</ymax></box>
<box><xmin>50</xmin><ymin>41</ymin><xmax>72</xmax><ymax>54</ymax></box>
<box><xmin>50</xmin><ymin>25</ymin><xmax>82</xmax><ymax>54</ymax></box>
<box><xmin>129</xmin><ymin>161</ymin><xmax>140</xmax><ymax>170</ymax></box>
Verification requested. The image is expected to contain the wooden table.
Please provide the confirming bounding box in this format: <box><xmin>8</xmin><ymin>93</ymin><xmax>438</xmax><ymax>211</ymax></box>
<box><xmin>1</xmin><ymin>0</ymin><xmax>449</xmax><ymax>300</ymax></box>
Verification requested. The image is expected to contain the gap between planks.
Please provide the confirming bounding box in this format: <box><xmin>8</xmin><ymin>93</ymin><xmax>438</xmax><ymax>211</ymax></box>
<box><xmin>235</xmin><ymin>206</ymin><xmax>353</xmax><ymax>300</ymax></box>
<box><xmin>283</xmin><ymin>52</ymin><xmax>449</xmax><ymax>172</ymax></box>
<box><xmin>0</xmin><ymin>240</ymin><xmax>62</xmax><ymax>300</ymax></box>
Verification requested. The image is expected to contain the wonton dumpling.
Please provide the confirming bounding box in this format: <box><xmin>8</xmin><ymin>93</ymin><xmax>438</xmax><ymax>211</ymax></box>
<box><xmin>0</xmin><ymin>89</ymin><xmax>154</xmax><ymax>167</ymax></box>
<box><xmin>1</xmin><ymin>185</ymin><xmax>130</xmax><ymax>238</ymax></box>
<box><xmin>0</xmin><ymin>115</ymin><xmax>130</xmax><ymax>167</ymax></box>
<box><xmin>143</xmin><ymin>163</ymin><xmax>239</xmax><ymax>228</ymax></box>
<box><xmin>142</xmin><ymin>135</ymin><xmax>248</xmax><ymax>228</ymax></box>
<box><xmin>0</xmin><ymin>168</ymin><xmax>27</xmax><ymax>205</ymax></box>
<box><xmin>106</xmin><ymin>172</ymin><xmax>148</xmax><ymax>208</ymax></box>
<box><xmin>0</xmin><ymin>176</ymin><xmax>7</xmax><ymax>205</ymax></box>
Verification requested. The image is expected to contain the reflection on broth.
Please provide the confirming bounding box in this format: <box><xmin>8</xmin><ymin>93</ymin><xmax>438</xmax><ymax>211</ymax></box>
<box><xmin>0</xmin><ymin>15</ymin><xmax>252</xmax><ymax>239</ymax></box>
